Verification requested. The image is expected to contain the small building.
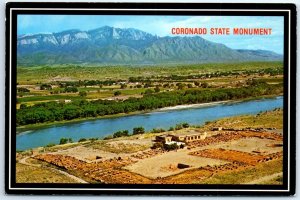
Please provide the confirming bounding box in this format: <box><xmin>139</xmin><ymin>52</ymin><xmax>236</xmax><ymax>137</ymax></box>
<box><xmin>155</xmin><ymin>135</ymin><xmax>173</xmax><ymax>143</ymax></box>
<box><xmin>171</xmin><ymin>135</ymin><xmax>185</xmax><ymax>142</ymax></box>
<box><xmin>155</xmin><ymin>131</ymin><xmax>207</xmax><ymax>144</ymax></box>
<box><xmin>183</xmin><ymin>132</ymin><xmax>207</xmax><ymax>142</ymax></box>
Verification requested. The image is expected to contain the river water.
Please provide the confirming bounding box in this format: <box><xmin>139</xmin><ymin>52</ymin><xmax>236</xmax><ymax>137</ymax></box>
<box><xmin>16</xmin><ymin>96</ymin><xmax>283</xmax><ymax>150</ymax></box>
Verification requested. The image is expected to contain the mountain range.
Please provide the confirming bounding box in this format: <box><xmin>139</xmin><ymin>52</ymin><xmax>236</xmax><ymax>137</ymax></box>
<box><xmin>17</xmin><ymin>26</ymin><xmax>283</xmax><ymax>66</ymax></box>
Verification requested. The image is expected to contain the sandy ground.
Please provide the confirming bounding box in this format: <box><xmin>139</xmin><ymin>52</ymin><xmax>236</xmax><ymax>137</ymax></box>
<box><xmin>124</xmin><ymin>148</ymin><xmax>227</xmax><ymax>179</ymax></box>
<box><xmin>158</xmin><ymin>100</ymin><xmax>231</xmax><ymax>111</ymax></box>
<box><xmin>203</xmin><ymin>137</ymin><xmax>283</xmax><ymax>155</ymax></box>
<box><xmin>124</xmin><ymin>136</ymin><xmax>281</xmax><ymax>179</ymax></box>
<box><xmin>51</xmin><ymin>146</ymin><xmax>128</xmax><ymax>162</ymax></box>
<box><xmin>246</xmin><ymin>172</ymin><xmax>283</xmax><ymax>184</ymax></box>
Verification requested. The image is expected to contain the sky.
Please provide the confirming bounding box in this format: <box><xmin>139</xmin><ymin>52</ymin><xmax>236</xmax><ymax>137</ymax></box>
<box><xmin>17</xmin><ymin>15</ymin><xmax>284</xmax><ymax>54</ymax></box>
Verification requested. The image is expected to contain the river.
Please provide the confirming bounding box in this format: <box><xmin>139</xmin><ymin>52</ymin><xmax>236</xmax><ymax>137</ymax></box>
<box><xmin>16</xmin><ymin>96</ymin><xmax>283</xmax><ymax>151</ymax></box>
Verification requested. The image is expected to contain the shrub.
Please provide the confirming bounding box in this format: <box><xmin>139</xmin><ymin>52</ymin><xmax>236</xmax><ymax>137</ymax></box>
<box><xmin>114</xmin><ymin>91</ymin><xmax>121</xmax><ymax>96</ymax></box>
<box><xmin>89</xmin><ymin>138</ymin><xmax>98</xmax><ymax>142</ymax></box>
<box><xmin>151</xmin><ymin>142</ymin><xmax>164</xmax><ymax>149</ymax></box>
<box><xmin>151</xmin><ymin>128</ymin><xmax>166</xmax><ymax>133</ymax></box>
<box><xmin>59</xmin><ymin>138</ymin><xmax>68</xmax><ymax>145</ymax></box>
<box><xmin>175</xmin><ymin>123</ymin><xmax>183</xmax><ymax>130</ymax></box>
<box><xmin>78</xmin><ymin>138</ymin><xmax>87</xmax><ymax>142</ymax></box>
<box><xmin>17</xmin><ymin>87</ymin><xmax>30</xmax><ymax>93</ymax></box>
<box><xmin>103</xmin><ymin>135</ymin><xmax>113</xmax><ymax>140</ymax></box>
<box><xmin>40</xmin><ymin>84</ymin><xmax>52</xmax><ymax>90</ymax></box>
<box><xmin>64</xmin><ymin>87</ymin><xmax>78</xmax><ymax>93</ymax></box>
<box><xmin>168</xmin><ymin>127</ymin><xmax>174</xmax><ymax>131</ymax></box>
<box><xmin>120</xmin><ymin>84</ymin><xmax>127</xmax><ymax>89</ymax></box>
<box><xmin>113</xmin><ymin>130</ymin><xmax>129</xmax><ymax>138</ymax></box>
<box><xmin>79</xmin><ymin>91</ymin><xmax>87</xmax><ymax>97</ymax></box>
<box><xmin>163</xmin><ymin>143</ymin><xmax>179</xmax><ymax>151</ymax></box>
<box><xmin>46</xmin><ymin>143</ymin><xmax>55</xmax><ymax>147</ymax></box>
<box><xmin>182</xmin><ymin>122</ymin><xmax>190</xmax><ymax>128</ymax></box>
<box><xmin>154</xmin><ymin>86</ymin><xmax>160</xmax><ymax>93</ymax></box>
<box><xmin>133</xmin><ymin>127</ymin><xmax>145</xmax><ymax>135</ymax></box>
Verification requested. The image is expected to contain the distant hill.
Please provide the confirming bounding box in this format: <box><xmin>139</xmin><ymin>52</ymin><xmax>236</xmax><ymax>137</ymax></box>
<box><xmin>17</xmin><ymin>26</ymin><xmax>283</xmax><ymax>65</ymax></box>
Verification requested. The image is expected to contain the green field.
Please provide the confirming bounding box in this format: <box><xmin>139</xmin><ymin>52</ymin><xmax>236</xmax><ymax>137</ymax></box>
<box><xmin>17</xmin><ymin>61</ymin><xmax>283</xmax><ymax>84</ymax></box>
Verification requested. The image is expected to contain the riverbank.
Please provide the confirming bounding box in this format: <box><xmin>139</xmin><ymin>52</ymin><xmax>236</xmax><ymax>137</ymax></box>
<box><xmin>158</xmin><ymin>100</ymin><xmax>231</xmax><ymax>111</ymax></box>
<box><xmin>16</xmin><ymin>94</ymin><xmax>282</xmax><ymax>134</ymax></box>
<box><xmin>16</xmin><ymin>108</ymin><xmax>283</xmax><ymax>184</ymax></box>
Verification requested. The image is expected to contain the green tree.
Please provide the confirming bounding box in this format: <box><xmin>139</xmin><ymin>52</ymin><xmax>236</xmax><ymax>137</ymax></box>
<box><xmin>114</xmin><ymin>91</ymin><xmax>121</xmax><ymax>96</ymax></box>
<box><xmin>17</xmin><ymin>87</ymin><xmax>30</xmax><ymax>93</ymax></box>
<box><xmin>120</xmin><ymin>84</ymin><xmax>127</xmax><ymax>89</ymax></box>
<box><xmin>40</xmin><ymin>84</ymin><xmax>52</xmax><ymax>90</ymax></box>
<box><xmin>79</xmin><ymin>91</ymin><xmax>87</xmax><ymax>97</ymax></box>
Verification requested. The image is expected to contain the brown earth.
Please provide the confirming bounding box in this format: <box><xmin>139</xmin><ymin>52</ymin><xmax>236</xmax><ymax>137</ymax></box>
<box><xmin>190</xmin><ymin>148</ymin><xmax>282</xmax><ymax>166</ymax></box>
<box><xmin>32</xmin><ymin>130</ymin><xmax>283</xmax><ymax>184</ymax></box>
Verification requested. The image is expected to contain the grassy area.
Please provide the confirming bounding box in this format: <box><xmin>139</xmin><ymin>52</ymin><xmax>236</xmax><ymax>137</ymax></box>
<box><xmin>260</xmin><ymin>174</ymin><xmax>283</xmax><ymax>185</ymax></box>
<box><xmin>200</xmin><ymin>159</ymin><xmax>283</xmax><ymax>184</ymax></box>
<box><xmin>16</xmin><ymin>163</ymin><xmax>76</xmax><ymax>183</ymax></box>
<box><xmin>17</xmin><ymin>61</ymin><xmax>282</xmax><ymax>83</ymax></box>
<box><xmin>18</xmin><ymin>94</ymin><xmax>82</xmax><ymax>103</ymax></box>
<box><xmin>204</xmin><ymin>107</ymin><xmax>283</xmax><ymax>130</ymax></box>
<box><xmin>84</xmin><ymin>139</ymin><xmax>151</xmax><ymax>154</ymax></box>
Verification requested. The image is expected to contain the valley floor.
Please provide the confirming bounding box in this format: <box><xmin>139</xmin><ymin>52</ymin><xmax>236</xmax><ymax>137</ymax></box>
<box><xmin>16</xmin><ymin>109</ymin><xmax>284</xmax><ymax>185</ymax></box>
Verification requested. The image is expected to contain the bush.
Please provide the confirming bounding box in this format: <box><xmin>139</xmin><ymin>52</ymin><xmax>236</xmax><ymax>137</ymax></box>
<box><xmin>46</xmin><ymin>143</ymin><xmax>55</xmax><ymax>147</ymax></box>
<box><xmin>168</xmin><ymin>127</ymin><xmax>174</xmax><ymax>131</ymax></box>
<box><xmin>17</xmin><ymin>87</ymin><xmax>30</xmax><ymax>93</ymax></box>
<box><xmin>113</xmin><ymin>130</ymin><xmax>129</xmax><ymax>138</ymax></box>
<box><xmin>103</xmin><ymin>135</ymin><xmax>113</xmax><ymax>140</ymax></box>
<box><xmin>79</xmin><ymin>91</ymin><xmax>87</xmax><ymax>97</ymax></box>
<box><xmin>182</xmin><ymin>122</ymin><xmax>190</xmax><ymax>128</ymax></box>
<box><xmin>59</xmin><ymin>138</ymin><xmax>68</xmax><ymax>145</ymax></box>
<box><xmin>40</xmin><ymin>84</ymin><xmax>52</xmax><ymax>90</ymax></box>
<box><xmin>120</xmin><ymin>84</ymin><xmax>127</xmax><ymax>89</ymax></box>
<box><xmin>78</xmin><ymin>138</ymin><xmax>87</xmax><ymax>142</ymax></box>
<box><xmin>133</xmin><ymin>127</ymin><xmax>145</xmax><ymax>135</ymax></box>
<box><xmin>154</xmin><ymin>86</ymin><xmax>160</xmax><ymax>93</ymax></box>
<box><xmin>114</xmin><ymin>91</ymin><xmax>121</xmax><ymax>96</ymax></box>
<box><xmin>175</xmin><ymin>123</ymin><xmax>183</xmax><ymax>130</ymax></box>
<box><xmin>64</xmin><ymin>87</ymin><xmax>78</xmax><ymax>93</ymax></box>
<box><xmin>163</xmin><ymin>143</ymin><xmax>179</xmax><ymax>151</ymax></box>
<box><xmin>151</xmin><ymin>128</ymin><xmax>166</xmax><ymax>133</ymax></box>
<box><xmin>89</xmin><ymin>138</ymin><xmax>98</xmax><ymax>142</ymax></box>
<box><xmin>151</xmin><ymin>142</ymin><xmax>164</xmax><ymax>149</ymax></box>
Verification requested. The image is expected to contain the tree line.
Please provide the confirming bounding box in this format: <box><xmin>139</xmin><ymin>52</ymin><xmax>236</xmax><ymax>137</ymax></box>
<box><xmin>16</xmin><ymin>81</ymin><xmax>282</xmax><ymax>126</ymax></box>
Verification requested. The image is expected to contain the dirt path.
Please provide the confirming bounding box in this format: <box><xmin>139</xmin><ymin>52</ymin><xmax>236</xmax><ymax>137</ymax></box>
<box><xmin>51</xmin><ymin>168</ymin><xmax>88</xmax><ymax>184</ymax></box>
<box><xmin>19</xmin><ymin>157</ymin><xmax>41</xmax><ymax>167</ymax></box>
<box><xmin>19</xmin><ymin>156</ymin><xmax>88</xmax><ymax>184</ymax></box>
<box><xmin>246</xmin><ymin>172</ymin><xmax>282</xmax><ymax>184</ymax></box>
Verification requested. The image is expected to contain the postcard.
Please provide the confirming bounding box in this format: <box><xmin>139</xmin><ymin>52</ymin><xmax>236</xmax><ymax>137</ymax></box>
<box><xmin>6</xmin><ymin>2</ymin><xmax>296</xmax><ymax>195</ymax></box>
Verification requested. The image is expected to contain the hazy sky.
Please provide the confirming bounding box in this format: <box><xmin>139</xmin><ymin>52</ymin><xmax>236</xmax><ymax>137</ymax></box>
<box><xmin>18</xmin><ymin>15</ymin><xmax>284</xmax><ymax>54</ymax></box>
